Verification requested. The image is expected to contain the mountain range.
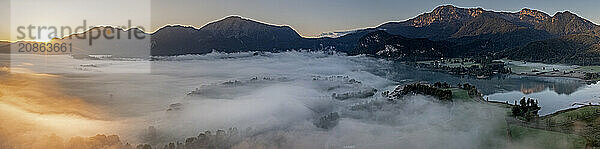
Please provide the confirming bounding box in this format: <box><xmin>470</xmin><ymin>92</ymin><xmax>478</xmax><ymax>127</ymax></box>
<box><xmin>30</xmin><ymin>5</ymin><xmax>600</xmax><ymax>65</ymax></box>
<box><xmin>370</xmin><ymin>5</ymin><xmax>599</xmax><ymax>64</ymax></box>
<box><xmin>151</xmin><ymin>16</ymin><xmax>306</xmax><ymax>55</ymax></box>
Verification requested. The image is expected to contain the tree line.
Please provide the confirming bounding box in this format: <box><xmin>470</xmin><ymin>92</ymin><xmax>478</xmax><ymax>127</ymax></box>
<box><xmin>400</xmin><ymin>83</ymin><xmax>453</xmax><ymax>101</ymax></box>
<box><xmin>511</xmin><ymin>97</ymin><xmax>541</xmax><ymax>121</ymax></box>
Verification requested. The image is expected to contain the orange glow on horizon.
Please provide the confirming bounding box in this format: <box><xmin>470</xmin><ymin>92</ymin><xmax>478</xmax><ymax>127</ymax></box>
<box><xmin>0</xmin><ymin>70</ymin><xmax>116</xmax><ymax>144</ymax></box>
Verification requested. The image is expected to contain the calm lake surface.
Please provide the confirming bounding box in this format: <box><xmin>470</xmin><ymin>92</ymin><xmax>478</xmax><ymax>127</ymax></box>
<box><xmin>365</xmin><ymin>61</ymin><xmax>600</xmax><ymax>115</ymax></box>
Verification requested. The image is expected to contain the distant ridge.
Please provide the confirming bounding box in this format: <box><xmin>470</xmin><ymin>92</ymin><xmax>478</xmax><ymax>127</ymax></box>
<box><xmin>377</xmin><ymin>5</ymin><xmax>598</xmax><ymax>39</ymax></box>
<box><xmin>30</xmin><ymin>5</ymin><xmax>600</xmax><ymax>65</ymax></box>
<box><xmin>352</xmin><ymin>30</ymin><xmax>452</xmax><ymax>60</ymax></box>
<box><xmin>150</xmin><ymin>16</ymin><xmax>307</xmax><ymax>56</ymax></box>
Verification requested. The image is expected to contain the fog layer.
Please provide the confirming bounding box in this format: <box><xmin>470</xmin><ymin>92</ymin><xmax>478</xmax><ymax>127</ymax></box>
<box><xmin>2</xmin><ymin>51</ymin><xmax>510</xmax><ymax>148</ymax></box>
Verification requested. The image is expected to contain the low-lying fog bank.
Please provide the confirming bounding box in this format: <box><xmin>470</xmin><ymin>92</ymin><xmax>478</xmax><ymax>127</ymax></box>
<box><xmin>1</xmin><ymin>52</ymin><xmax>513</xmax><ymax>148</ymax></box>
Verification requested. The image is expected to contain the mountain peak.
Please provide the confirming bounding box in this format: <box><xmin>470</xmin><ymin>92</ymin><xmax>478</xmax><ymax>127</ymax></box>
<box><xmin>211</xmin><ymin>16</ymin><xmax>257</xmax><ymax>25</ymax></box>
<box><xmin>550</xmin><ymin>10</ymin><xmax>593</xmax><ymax>24</ymax></box>
<box><xmin>433</xmin><ymin>5</ymin><xmax>458</xmax><ymax>11</ymax></box>
<box><xmin>203</xmin><ymin>15</ymin><xmax>292</xmax><ymax>30</ymax></box>
<box><xmin>409</xmin><ymin>5</ymin><xmax>484</xmax><ymax>27</ymax></box>
<box><xmin>220</xmin><ymin>16</ymin><xmax>246</xmax><ymax>22</ymax></box>
<box><xmin>540</xmin><ymin>10</ymin><xmax>598</xmax><ymax>35</ymax></box>
<box><xmin>553</xmin><ymin>11</ymin><xmax>577</xmax><ymax>18</ymax></box>
<box><xmin>223</xmin><ymin>15</ymin><xmax>243</xmax><ymax>19</ymax></box>
<box><xmin>432</xmin><ymin>5</ymin><xmax>484</xmax><ymax>13</ymax></box>
<box><xmin>198</xmin><ymin>15</ymin><xmax>301</xmax><ymax>41</ymax></box>
<box><xmin>151</xmin><ymin>16</ymin><xmax>304</xmax><ymax>55</ymax></box>
<box><xmin>519</xmin><ymin>8</ymin><xmax>550</xmax><ymax>21</ymax></box>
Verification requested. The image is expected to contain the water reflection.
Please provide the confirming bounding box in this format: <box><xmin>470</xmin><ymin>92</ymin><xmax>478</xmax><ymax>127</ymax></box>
<box><xmin>363</xmin><ymin>61</ymin><xmax>586</xmax><ymax>95</ymax></box>
<box><xmin>362</xmin><ymin>61</ymin><xmax>599</xmax><ymax>115</ymax></box>
<box><xmin>520</xmin><ymin>84</ymin><xmax>545</xmax><ymax>94</ymax></box>
<box><xmin>485</xmin><ymin>83</ymin><xmax>600</xmax><ymax>115</ymax></box>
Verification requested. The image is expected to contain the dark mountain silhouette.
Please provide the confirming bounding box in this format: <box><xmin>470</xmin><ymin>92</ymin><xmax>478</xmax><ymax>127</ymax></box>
<box><xmin>151</xmin><ymin>16</ymin><xmax>309</xmax><ymax>56</ymax></box>
<box><xmin>150</xmin><ymin>16</ymin><xmax>382</xmax><ymax>55</ymax></box>
<box><xmin>198</xmin><ymin>16</ymin><xmax>301</xmax><ymax>41</ymax></box>
<box><xmin>351</xmin><ymin>30</ymin><xmax>452</xmax><ymax>60</ymax></box>
<box><xmin>150</xmin><ymin>25</ymin><xmax>202</xmax><ymax>56</ymax></box>
<box><xmin>506</xmin><ymin>34</ymin><xmax>600</xmax><ymax>65</ymax></box>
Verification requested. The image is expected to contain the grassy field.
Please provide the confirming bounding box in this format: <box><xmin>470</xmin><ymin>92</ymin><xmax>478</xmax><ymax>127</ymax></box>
<box><xmin>536</xmin><ymin>106</ymin><xmax>600</xmax><ymax>147</ymax></box>
<box><xmin>458</xmin><ymin>95</ymin><xmax>588</xmax><ymax>149</ymax></box>
<box><xmin>502</xmin><ymin>59</ymin><xmax>579</xmax><ymax>74</ymax></box>
<box><xmin>542</xmin><ymin>106</ymin><xmax>600</xmax><ymax>124</ymax></box>
<box><xmin>483</xmin><ymin>98</ymin><xmax>591</xmax><ymax>148</ymax></box>
<box><xmin>503</xmin><ymin>59</ymin><xmax>600</xmax><ymax>74</ymax></box>
<box><xmin>508</xmin><ymin>65</ymin><xmax>535</xmax><ymax>74</ymax></box>
<box><xmin>448</xmin><ymin>85</ymin><xmax>595</xmax><ymax>148</ymax></box>
<box><xmin>509</xmin><ymin>125</ymin><xmax>587</xmax><ymax>149</ymax></box>
<box><xmin>450</xmin><ymin>88</ymin><xmax>473</xmax><ymax>102</ymax></box>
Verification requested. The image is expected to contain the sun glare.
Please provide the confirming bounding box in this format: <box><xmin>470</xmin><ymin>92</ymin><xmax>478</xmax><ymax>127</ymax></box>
<box><xmin>32</xmin><ymin>29</ymin><xmax>54</xmax><ymax>42</ymax></box>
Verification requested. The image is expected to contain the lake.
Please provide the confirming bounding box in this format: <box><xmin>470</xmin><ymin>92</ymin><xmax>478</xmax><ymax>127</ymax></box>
<box><xmin>364</xmin><ymin>61</ymin><xmax>600</xmax><ymax>115</ymax></box>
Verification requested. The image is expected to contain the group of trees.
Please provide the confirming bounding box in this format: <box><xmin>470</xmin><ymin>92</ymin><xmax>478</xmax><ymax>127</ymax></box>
<box><xmin>332</xmin><ymin>88</ymin><xmax>377</xmax><ymax>100</ymax></box>
<box><xmin>129</xmin><ymin>127</ymin><xmax>245</xmax><ymax>149</ymax></box>
<box><xmin>383</xmin><ymin>82</ymin><xmax>484</xmax><ymax>101</ymax></box>
<box><xmin>433</xmin><ymin>82</ymin><xmax>451</xmax><ymax>88</ymax></box>
<box><xmin>314</xmin><ymin>112</ymin><xmax>340</xmax><ymax>129</ymax></box>
<box><xmin>449</xmin><ymin>62</ymin><xmax>511</xmax><ymax>77</ymax></box>
<box><xmin>585</xmin><ymin>72</ymin><xmax>600</xmax><ymax>81</ymax></box>
<box><xmin>385</xmin><ymin>82</ymin><xmax>481</xmax><ymax>101</ymax></box>
<box><xmin>458</xmin><ymin>83</ymin><xmax>481</xmax><ymax>98</ymax></box>
<box><xmin>414</xmin><ymin>58</ymin><xmax>511</xmax><ymax>78</ymax></box>
<box><xmin>511</xmin><ymin>97</ymin><xmax>541</xmax><ymax>121</ymax></box>
<box><xmin>506</xmin><ymin>34</ymin><xmax>600</xmax><ymax>66</ymax></box>
<box><xmin>400</xmin><ymin>83</ymin><xmax>453</xmax><ymax>101</ymax></box>
<box><xmin>160</xmin><ymin>128</ymin><xmax>242</xmax><ymax>149</ymax></box>
<box><xmin>5</xmin><ymin>128</ymin><xmax>245</xmax><ymax>149</ymax></box>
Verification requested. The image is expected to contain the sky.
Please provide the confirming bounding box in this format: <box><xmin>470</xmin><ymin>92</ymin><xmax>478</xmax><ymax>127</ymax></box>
<box><xmin>1</xmin><ymin>0</ymin><xmax>600</xmax><ymax>40</ymax></box>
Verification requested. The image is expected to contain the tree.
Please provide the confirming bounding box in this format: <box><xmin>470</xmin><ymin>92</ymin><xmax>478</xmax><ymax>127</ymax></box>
<box><xmin>512</xmin><ymin>97</ymin><xmax>541</xmax><ymax>121</ymax></box>
<box><xmin>137</xmin><ymin>144</ymin><xmax>152</xmax><ymax>149</ymax></box>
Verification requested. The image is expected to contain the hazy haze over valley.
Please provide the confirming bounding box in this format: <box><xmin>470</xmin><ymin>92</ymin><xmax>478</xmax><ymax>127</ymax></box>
<box><xmin>0</xmin><ymin>52</ymin><xmax>507</xmax><ymax>148</ymax></box>
<box><xmin>2</xmin><ymin>1</ymin><xmax>600</xmax><ymax>148</ymax></box>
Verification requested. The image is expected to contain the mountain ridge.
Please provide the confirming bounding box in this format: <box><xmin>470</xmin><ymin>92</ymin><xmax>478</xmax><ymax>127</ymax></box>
<box><xmin>32</xmin><ymin>5</ymin><xmax>600</xmax><ymax>65</ymax></box>
<box><xmin>376</xmin><ymin>5</ymin><xmax>599</xmax><ymax>40</ymax></box>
